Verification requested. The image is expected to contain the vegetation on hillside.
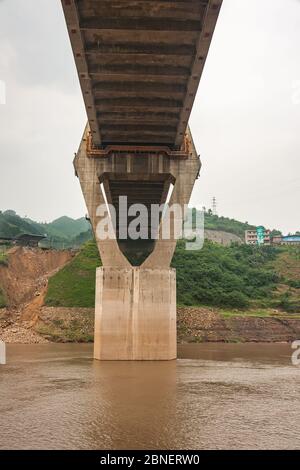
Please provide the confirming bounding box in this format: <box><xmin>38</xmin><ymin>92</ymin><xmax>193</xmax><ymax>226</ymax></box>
<box><xmin>271</xmin><ymin>246</ymin><xmax>300</xmax><ymax>313</ymax></box>
<box><xmin>0</xmin><ymin>252</ymin><xmax>8</xmax><ymax>266</ymax></box>
<box><xmin>41</xmin><ymin>216</ymin><xmax>89</xmax><ymax>240</ymax></box>
<box><xmin>172</xmin><ymin>241</ymin><xmax>280</xmax><ymax>308</ymax></box>
<box><xmin>0</xmin><ymin>249</ymin><xmax>8</xmax><ymax>307</ymax></box>
<box><xmin>71</xmin><ymin>228</ymin><xmax>93</xmax><ymax>247</ymax></box>
<box><xmin>45</xmin><ymin>241</ymin><xmax>101</xmax><ymax>307</ymax></box>
<box><xmin>0</xmin><ymin>287</ymin><xmax>6</xmax><ymax>308</ymax></box>
<box><xmin>203</xmin><ymin>211</ymin><xmax>256</xmax><ymax>238</ymax></box>
<box><xmin>45</xmin><ymin>239</ymin><xmax>299</xmax><ymax>312</ymax></box>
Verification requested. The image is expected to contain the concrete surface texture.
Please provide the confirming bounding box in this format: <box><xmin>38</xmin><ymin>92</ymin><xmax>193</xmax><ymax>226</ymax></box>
<box><xmin>94</xmin><ymin>267</ymin><xmax>177</xmax><ymax>360</ymax></box>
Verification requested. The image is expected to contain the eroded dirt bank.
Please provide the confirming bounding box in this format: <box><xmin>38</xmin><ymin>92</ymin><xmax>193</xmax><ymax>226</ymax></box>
<box><xmin>0</xmin><ymin>247</ymin><xmax>73</xmax><ymax>343</ymax></box>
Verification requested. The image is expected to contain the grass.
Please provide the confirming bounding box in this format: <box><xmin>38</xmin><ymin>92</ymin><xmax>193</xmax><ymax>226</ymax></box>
<box><xmin>219</xmin><ymin>308</ymin><xmax>274</xmax><ymax>318</ymax></box>
<box><xmin>272</xmin><ymin>246</ymin><xmax>300</xmax><ymax>280</ymax></box>
<box><xmin>45</xmin><ymin>241</ymin><xmax>101</xmax><ymax>307</ymax></box>
<box><xmin>219</xmin><ymin>308</ymin><xmax>300</xmax><ymax>319</ymax></box>
<box><xmin>36</xmin><ymin>322</ymin><xmax>94</xmax><ymax>343</ymax></box>
<box><xmin>270</xmin><ymin>247</ymin><xmax>300</xmax><ymax>313</ymax></box>
<box><xmin>0</xmin><ymin>287</ymin><xmax>6</xmax><ymax>308</ymax></box>
<box><xmin>0</xmin><ymin>252</ymin><xmax>8</xmax><ymax>266</ymax></box>
<box><xmin>0</xmin><ymin>251</ymin><xmax>8</xmax><ymax>307</ymax></box>
<box><xmin>218</xmin><ymin>309</ymin><xmax>272</xmax><ymax>318</ymax></box>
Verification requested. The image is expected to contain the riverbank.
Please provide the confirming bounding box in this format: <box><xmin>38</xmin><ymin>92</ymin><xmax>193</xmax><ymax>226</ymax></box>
<box><xmin>2</xmin><ymin>305</ymin><xmax>300</xmax><ymax>344</ymax></box>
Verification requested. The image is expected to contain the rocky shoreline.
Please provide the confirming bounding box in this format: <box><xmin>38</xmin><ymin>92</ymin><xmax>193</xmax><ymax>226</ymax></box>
<box><xmin>0</xmin><ymin>308</ymin><xmax>48</xmax><ymax>343</ymax></box>
<box><xmin>2</xmin><ymin>305</ymin><xmax>300</xmax><ymax>344</ymax></box>
<box><xmin>177</xmin><ymin>307</ymin><xmax>300</xmax><ymax>343</ymax></box>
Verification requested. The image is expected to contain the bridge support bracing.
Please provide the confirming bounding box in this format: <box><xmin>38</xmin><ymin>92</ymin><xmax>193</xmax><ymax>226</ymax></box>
<box><xmin>74</xmin><ymin>125</ymin><xmax>200</xmax><ymax>360</ymax></box>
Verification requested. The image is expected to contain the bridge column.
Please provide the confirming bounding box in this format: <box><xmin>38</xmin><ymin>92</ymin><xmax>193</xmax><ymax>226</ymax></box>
<box><xmin>94</xmin><ymin>267</ymin><xmax>176</xmax><ymax>360</ymax></box>
<box><xmin>74</xmin><ymin>125</ymin><xmax>200</xmax><ymax>360</ymax></box>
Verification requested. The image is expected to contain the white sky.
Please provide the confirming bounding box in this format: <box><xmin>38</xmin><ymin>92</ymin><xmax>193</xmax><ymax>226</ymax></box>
<box><xmin>0</xmin><ymin>0</ymin><xmax>299</xmax><ymax>233</ymax></box>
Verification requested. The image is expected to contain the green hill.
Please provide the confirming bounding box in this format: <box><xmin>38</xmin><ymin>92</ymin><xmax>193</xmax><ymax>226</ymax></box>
<box><xmin>203</xmin><ymin>211</ymin><xmax>256</xmax><ymax>238</ymax></box>
<box><xmin>42</xmin><ymin>216</ymin><xmax>90</xmax><ymax>240</ymax></box>
<box><xmin>0</xmin><ymin>211</ymin><xmax>44</xmax><ymax>238</ymax></box>
<box><xmin>71</xmin><ymin>228</ymin><xmax>93</xmax><ymax>247</ymax></box>
<box><xmin>202</xmin><ymin>210</ymin><xmax>282</xmax><ymax>239</ymax></box>
<box><xmin>0</xmin><ymin>210</ymin><xmax>91</xmax><ymax>248</ymax></box>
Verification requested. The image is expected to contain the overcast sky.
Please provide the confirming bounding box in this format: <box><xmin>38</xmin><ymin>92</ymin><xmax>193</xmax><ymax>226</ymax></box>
<box><xmin>0</xmin><ymin>0</ymin><xmax>299</xmax><ymax>233</ymax></box>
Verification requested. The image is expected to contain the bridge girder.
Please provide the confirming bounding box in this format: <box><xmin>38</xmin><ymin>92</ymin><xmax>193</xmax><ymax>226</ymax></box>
<box><xmin>62</xmin><ymin>0</ymin><xmax>222</xmax><ymax>149</ymax></box>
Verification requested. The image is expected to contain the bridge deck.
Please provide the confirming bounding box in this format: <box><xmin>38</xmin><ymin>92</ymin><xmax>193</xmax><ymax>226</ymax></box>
<box><xmin>62</xmin><ymin>0</ymin><xmax>222</xmax><ymax>149</ymax></box>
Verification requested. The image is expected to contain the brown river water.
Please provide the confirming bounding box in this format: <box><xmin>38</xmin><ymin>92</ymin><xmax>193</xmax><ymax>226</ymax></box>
<box><xmin>0</xmin><ymin>343</ymin><xmax>300</xmax><ymax>450</ymax></box>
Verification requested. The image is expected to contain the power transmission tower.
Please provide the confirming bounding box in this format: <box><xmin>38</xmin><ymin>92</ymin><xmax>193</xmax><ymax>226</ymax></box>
<box><xmin>212</xmin><ymin>197</ymin><xmax>217</xmax><ymax>216</ymax></box>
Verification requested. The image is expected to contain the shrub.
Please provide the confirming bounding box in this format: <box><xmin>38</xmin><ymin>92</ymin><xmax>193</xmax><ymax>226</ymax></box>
<box><xmin>0</xmin><ymin>253</ymin><xmax>8</xmax><ymax>266</ymax></box>
<box><xmin>172</xmin><ymin>240</ymin><xmax>278</xmax><ymax>309</ymax></box>
<box><xmin>0</xmin><ymin>287</ymin><xmax>6</xmax><ymax>308</ymax></box>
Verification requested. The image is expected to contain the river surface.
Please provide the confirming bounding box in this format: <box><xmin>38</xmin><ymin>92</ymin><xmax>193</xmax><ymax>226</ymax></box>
<box><xmin>0</xmin><ymin>343</ymin><xmax>300</xmax><ymax>450</ymax></box>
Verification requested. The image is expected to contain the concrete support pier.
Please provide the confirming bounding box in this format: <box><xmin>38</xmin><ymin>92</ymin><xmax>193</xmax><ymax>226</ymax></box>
<box><xmin>74</xmin><ymin>125</ymin><xmax>200</xmax><ymax>361</ymax></box>
<box><xmin>94</xmin><ymin>267</ymin><xmax>177</xmax><ymax>360</ymax></box>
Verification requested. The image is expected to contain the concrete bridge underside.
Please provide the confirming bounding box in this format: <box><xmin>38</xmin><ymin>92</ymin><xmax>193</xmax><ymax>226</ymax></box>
<box><xmin>62</xmin><ymin>0</ymin><xmax>222</xmax><ymax>360</ymax></box>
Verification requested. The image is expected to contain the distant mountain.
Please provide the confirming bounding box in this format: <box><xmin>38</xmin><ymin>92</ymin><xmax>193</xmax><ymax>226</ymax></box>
<box><xmin>42</xmin><ymin>216</ymin><xmax>90</xmax><ymax>240</ymax></box>
<box><xmin>71</xmin><ymin>228</ymin><xmax>93</xmax><ymax>247</ymax></box>
<box><xmin>0</xmin><ymin>210</ymin><xmax>91</xmax><ymax>247</ymax></box>
<box><xmin>0</xmin><ymin>211</ymin><xmax>45</xmax><ymax>238</ymax></box>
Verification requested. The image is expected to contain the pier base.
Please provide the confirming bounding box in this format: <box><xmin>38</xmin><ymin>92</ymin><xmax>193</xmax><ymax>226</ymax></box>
<box><xmin>94</xmin><ymin>267</ymin><xmax>177</xmax><ymax>360</ymax></box>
